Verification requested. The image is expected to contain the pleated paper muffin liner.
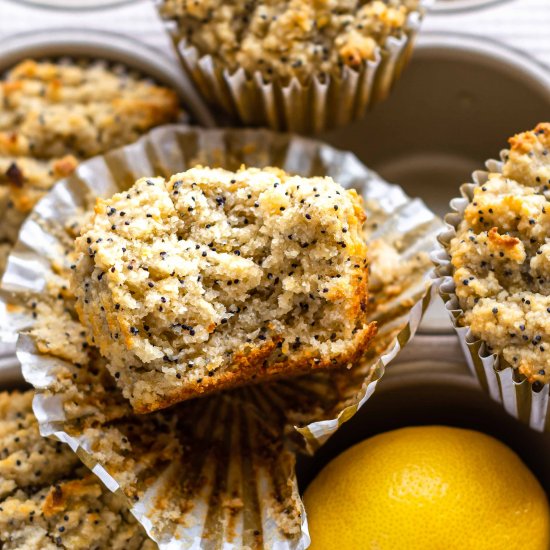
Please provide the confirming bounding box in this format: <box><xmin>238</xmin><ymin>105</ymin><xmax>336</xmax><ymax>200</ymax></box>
<box><xmin>0</xmin><ymin>125</ymin><xmax>441</xmax><ymax>548</ymax></box>
<box><xmin>157</xmin><ymin>2</ymin><xmax>430</xmax><ymax>134</ymax></box>
<box><xmin>432</xmin><ymin>155</ymin><xmax>550</xmax><ymax>433</ymax></box>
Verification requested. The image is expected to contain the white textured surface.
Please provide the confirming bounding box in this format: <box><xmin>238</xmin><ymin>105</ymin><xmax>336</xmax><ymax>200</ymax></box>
<box><xmin>424</xmin><ymin>0</ymin><xmax>550</xmax><ymax>68</ymax></box>
<box><xmin>0</xmin><ymin>0</ymin><xmax>549</xmax><ymax>68</ymax></box>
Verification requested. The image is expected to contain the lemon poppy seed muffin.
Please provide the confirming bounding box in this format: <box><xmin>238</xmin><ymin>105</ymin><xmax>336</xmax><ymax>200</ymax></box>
<box><xmin>0</xmin><ymin>59</ymin><xmax>180</xmax><ymax>271</ymax></box>
<box><xmin>449</xmin><ymin>123</ymin><xmax>550</xmax><ymax>388</ymax></box>
<box><xmin>0</xmin><ymin>391</ymin><xmax>156</xmax><ymax>550</ymax></box>
<box><xmin>72</xmin><ymin>166</ymin><xmax>376</xmax><ymax>412</ymax></box>
<box><xmin>161</xmin><ymin>0</ymin><xmax>420</xmax><ymax>83</ymax></box>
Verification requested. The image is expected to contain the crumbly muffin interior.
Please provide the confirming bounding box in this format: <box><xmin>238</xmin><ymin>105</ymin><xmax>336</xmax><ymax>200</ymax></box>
<box><xmin>449</xmin><ymin>123</ymin><xmax>550</xmax><ymax>387</ymax></box>
<box><xmin>161</xmin><ymin>0</ymin><xmax>420</xmax><ymax>82</ymax></box>
<box><xmin>0</xmin><ymin>391</ymin><xmax>155</xmax><ymax>550</ymax></box>
<box><xmin>0</xmin><ymin>59</ymin><xmax>180</xmax><ymax>266</ymax></box>
<box><xmin>72</xmin><ymin>166</ymin><xmax>375</xmax><ymax>412</ymax></box>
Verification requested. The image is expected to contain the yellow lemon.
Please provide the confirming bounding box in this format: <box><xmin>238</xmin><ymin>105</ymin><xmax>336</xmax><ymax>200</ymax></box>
<box><xmin>304</xmin><ymin>426</ymin><xmax>549</xmax><ymax>550</ymax></box>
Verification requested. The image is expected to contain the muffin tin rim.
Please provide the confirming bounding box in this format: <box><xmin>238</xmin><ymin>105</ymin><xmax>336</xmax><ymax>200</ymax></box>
<box><xmin>2</xmin><ymin>0</ymin><xmax>144</xmax><ymax>12</ymax></box>
<box><xmin>429</xmin><ymin>0</ymin><xmax>514</xmax><ymax>14</ymax></box>
<box><xmin>414</xmin><ymin>30</ymin><xmax>550</xmax><ymax>93</ymax></box>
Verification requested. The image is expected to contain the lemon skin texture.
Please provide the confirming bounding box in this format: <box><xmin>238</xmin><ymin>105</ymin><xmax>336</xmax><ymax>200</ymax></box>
<box><xmin>304</xmin><ymin>426</ymin><xmax>550</xmax><ymax>550</ymax></box>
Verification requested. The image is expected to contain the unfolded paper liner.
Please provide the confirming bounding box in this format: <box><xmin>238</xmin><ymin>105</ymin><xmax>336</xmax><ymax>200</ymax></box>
<box><xmin>158</xmin><ymin>2</ymin><xmax>430</xmax><ymax>134</ymax></box>
<box><xmin>432</xmin><ymin>154</ymin><xmax>550</xmax><ymax>433</ymax></box>
<box><xmin>0</xmin><ymin>125</ymin><xmax>441</xmax><ymax>548</ymax></box>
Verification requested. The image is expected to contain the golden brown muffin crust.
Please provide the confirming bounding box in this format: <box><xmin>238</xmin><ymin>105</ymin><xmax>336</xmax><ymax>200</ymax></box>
<box><xmin>449</xmin><ymin>123</ymin><xmax>550</xmax><ymax>387</ymax></box>
<box><xmin>161</xmin><ymin>0</ymin><xmax>420</xmax><ymax>83</ymax></box>
<box><xmin>72</xmin><ymin>166</ymin><xmax>375</xmax><ymax>412</ymax></box>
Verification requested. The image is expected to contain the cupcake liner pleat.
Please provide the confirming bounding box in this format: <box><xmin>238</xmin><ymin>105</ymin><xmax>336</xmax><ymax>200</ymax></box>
<box><xmin>160</xmin><ymin>6</ymin><xmax>428</xmax><ymax>133</ymax></box>
<box><xmin>1</xmin><ymin>125</ymin><xmax>441</xmax><ymax>547</ymax></box>
<box><xmin>432</xmin><ymin>153</ymin><xmax>550</xmax><ymax>433</ymax></box>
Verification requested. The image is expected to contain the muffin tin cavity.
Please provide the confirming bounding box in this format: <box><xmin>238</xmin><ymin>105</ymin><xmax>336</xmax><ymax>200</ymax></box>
<box><xmin>322</xmin><ymin>32</ymin><xmax>550</xmax><ymax>218</ymax></box>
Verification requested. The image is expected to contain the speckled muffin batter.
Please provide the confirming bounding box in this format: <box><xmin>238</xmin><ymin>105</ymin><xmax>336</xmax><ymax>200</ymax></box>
<box><xmin>0</xmin><ymin>59</ymin><xmax>180</xmax><ymax>272</ymax></box>
<box><xmin>160</xmin><ymin>0</ymin><xmax>420</xmax><ymax>83</ymax></box>
<box><xmin>0</xmin><ymin>391</ymin><xmax>156</xmax><ymax>550</ymax></box>
<box><xmin>72</xmin><ymin>166</ymin><xmax>376</xmax><ymax>412</ymax></box>
<box><xmin>449</xmin><ymin>123</ymin><xmax>550</xmax><ymax>388</ymax></box>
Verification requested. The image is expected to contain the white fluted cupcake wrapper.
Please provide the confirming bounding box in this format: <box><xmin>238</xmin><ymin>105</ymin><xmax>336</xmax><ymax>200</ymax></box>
<box><xmin>432</xmin><ymin>154</ymin><xmax>550</xmax><ymax>433</ymax></box>
<box><xmin>159</xmin><ymin>3</ymin><xmax>429</xmax><ymax>133</ymax></box>
<box><xmin>1</xmin><ymin>125</ymin><xmax>441</xmax><ymax>548</ymax></box>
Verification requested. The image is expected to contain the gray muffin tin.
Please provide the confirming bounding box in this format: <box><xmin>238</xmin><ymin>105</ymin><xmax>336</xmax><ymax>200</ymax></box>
<box><xmin>323</xmin><ymin>31</ymin><xmax>550</xmax><ymax>218</ymax></box>
<box><xmin>323</xmin><ymin>30</ymin><xmax>550</xmax><ymax>334</ymax></box>
<box><xmin>0</xmin><ymin>0</ymin><xmax>549</xmax><ymax>509</ymax></box>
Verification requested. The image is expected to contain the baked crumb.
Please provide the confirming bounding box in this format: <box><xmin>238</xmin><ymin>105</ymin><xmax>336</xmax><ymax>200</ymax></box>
<box><xmin>0</xmin><ymin>391</ymin><xmax>155</xmax><ymax>550</ymax></box>
<box><xmin>72</xmin><ymin>166</ymin><xmax>376</xmax><ymax>412</ymax></box>
<box><xmin>0</xmin><ymin>242</ymin><xmax>10</xmax><ymax>276</ymax></box>
<box><xmin>0</xmin><ymin>59</ymin><xmax>180</xmax><ymax>264</ymax></box>
<box><xmin>161</xmin><ymin>0</ymin><xmax>420</xmax><ymax>83</ymax></box>
<box><xmin>449</xmin><ymin>123</ymin><xmax>550</xmax><ymax>387</ymax></box>
<box><xmin>368</xmin><ymin>239</ymin><xmax>429</xmax><ymax>310</ymax></box>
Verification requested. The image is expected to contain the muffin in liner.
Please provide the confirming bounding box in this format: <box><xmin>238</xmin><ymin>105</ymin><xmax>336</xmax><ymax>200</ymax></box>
<box><xmin>433</xmin><ymin>155</ymin><xmax>550</xmax><ymax>433</ymax></box>
<box><xmin>0</xmin><ymin>28</ymin><xmax>216</xmax><ymax>379</ymax></box>
<box><xmin>156</xmin><ymin>1</ymin><xmax>430</xmax><ymax>134</ymax></box>
<box><xmin>0</xmin><ymin>125</ymin><xmax>441</xmax><ymax>548</ymax></box>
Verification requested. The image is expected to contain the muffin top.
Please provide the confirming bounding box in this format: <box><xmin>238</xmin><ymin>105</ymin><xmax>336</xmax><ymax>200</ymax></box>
<box><xmin>0</xmin><ymin>59</ymin><xmax>180</xmax><ymax>247</ymax></box>
<box><xmin>161</xmin><ymin>0</ymin><xmax>420</xmax><ymax>82</ymax></box>
<box><xmin>449</xmin><ymin>123</ymin><xmax>550</xmax><ymax>387</ymax></box>
<box><xmin>71</xmin><ymin>165</ymin><xmax>375</xmax><ymax>412</ymax></box>
<box><xmin>0</xmin><ymin>391</ymin><xmax>155</xmax><ymax>550</ymax></box>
